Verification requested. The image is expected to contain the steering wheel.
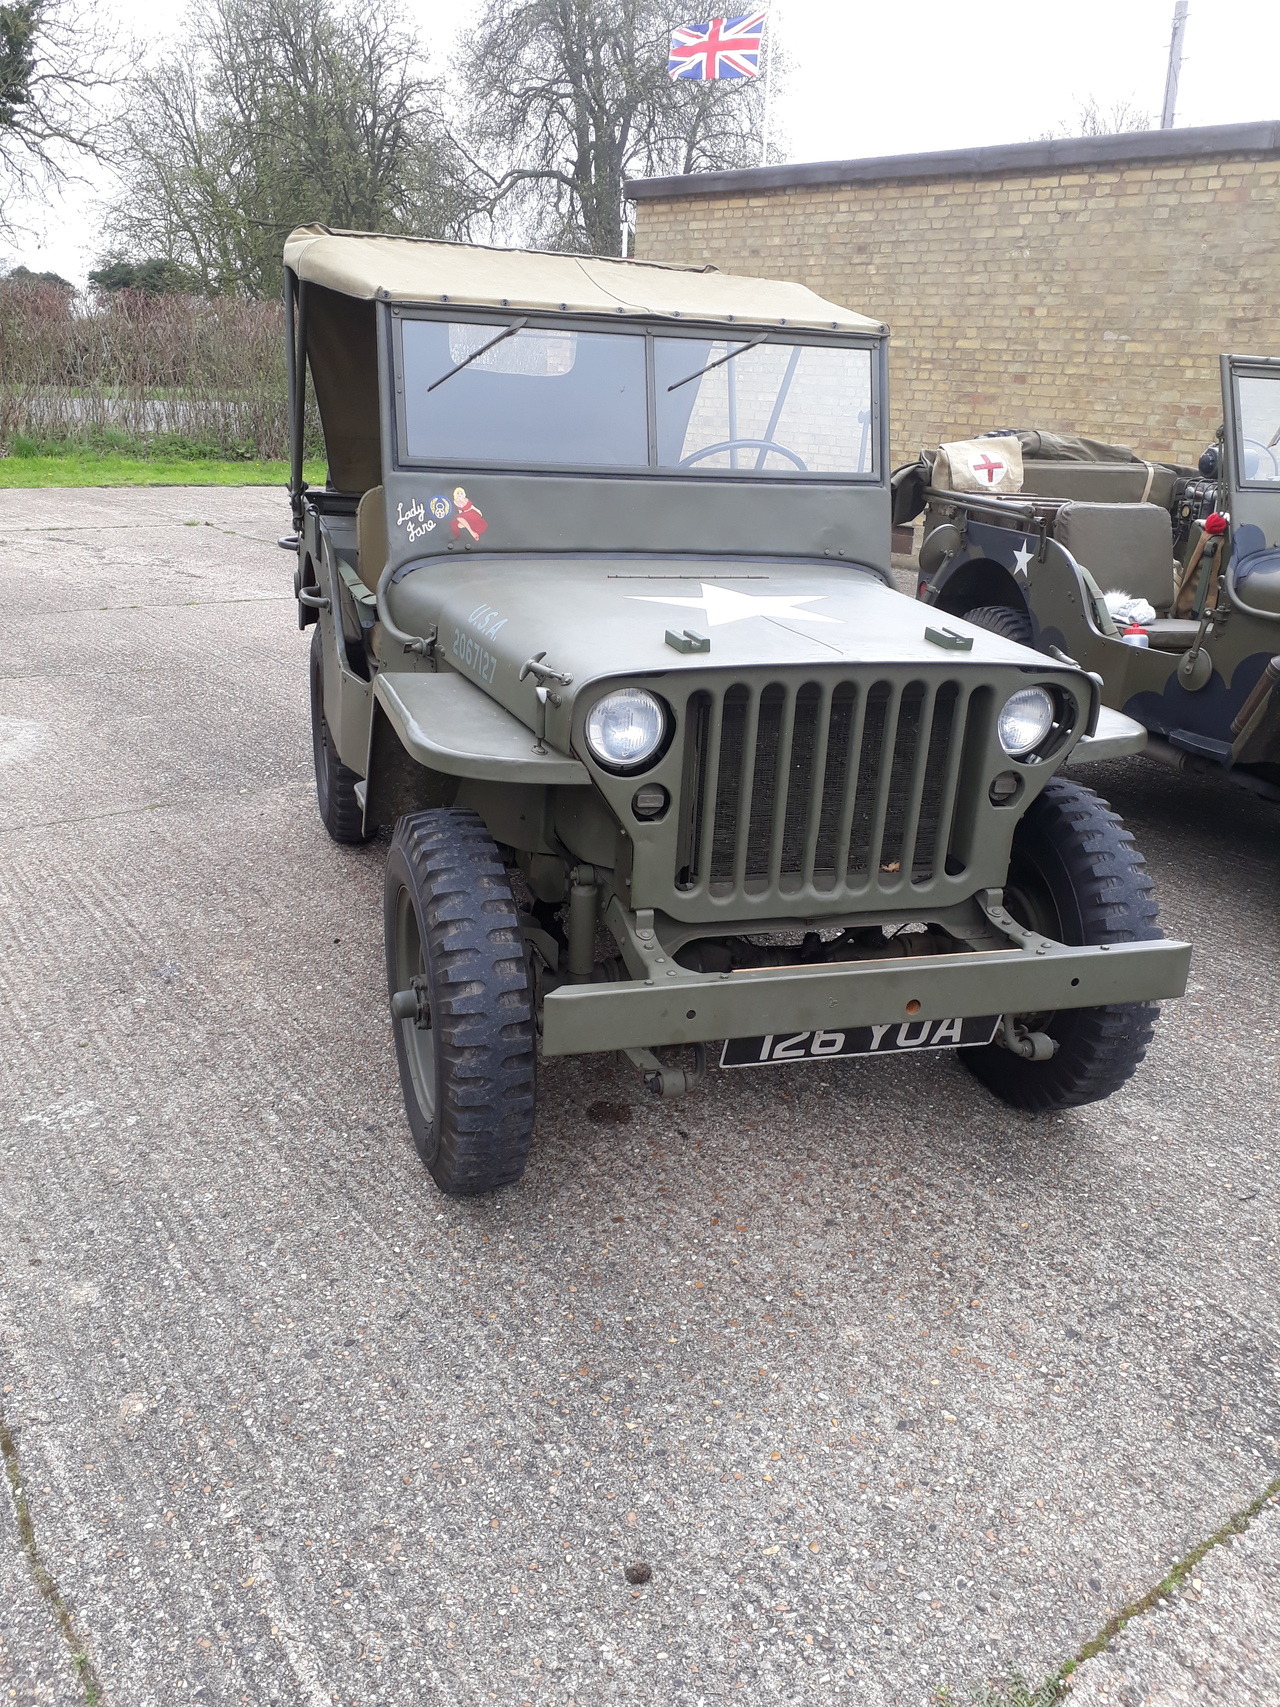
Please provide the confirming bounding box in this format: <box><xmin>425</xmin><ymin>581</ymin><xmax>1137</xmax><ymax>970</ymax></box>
<box><xmin>1242</xmin><ymin>437</ymin><xmax>1280</xmax><ymax>479</ymax></box>
<box><xmin>679</xmin><ymin>437</ymin><xmax>809</xmax><ymax>472</ymax></box>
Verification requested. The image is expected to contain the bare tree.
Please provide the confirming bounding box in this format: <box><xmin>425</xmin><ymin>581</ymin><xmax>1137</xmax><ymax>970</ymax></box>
<box><xmin>108</xmin><ymin>0</ymin><xmax>476</xmax><ymax>297</ymax></box>
<box><xmin>462</xmin><ymin>0</ymin><xmax>775</xmax><ymax>257</ymax></box>
<box><xmin>0</xmin><ymin>0</ymin><xmax>123</xmax><ymax>238</ymax></box>
<box><xmin>1040</xmin><ymin>96</ymin><xmax>1153</xmax><ymax>141</ymax></box>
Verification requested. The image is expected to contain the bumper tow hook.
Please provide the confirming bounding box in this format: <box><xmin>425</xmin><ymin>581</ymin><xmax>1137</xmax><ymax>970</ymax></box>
<box><xmin>998</xmin><ymin>1017</ymin><xmax>1057</xmax><ymax>1061</ymax></box>
<box><xmin>623</xmin><ymin>1044</ymin><xmax>707</xmax><ymax>1099</ymax></box>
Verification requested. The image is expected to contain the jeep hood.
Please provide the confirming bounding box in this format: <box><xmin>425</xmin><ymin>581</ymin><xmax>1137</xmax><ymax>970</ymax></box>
<box><xmin>385</xmin><ymin>554</ymin><xmax>1070</xmax><ymax>738</ymax></box>
<box><xmin>384</xmin><ymin>556</ymin><xmax>1085</xmax><ymax>757</ymax></box>
<box><xmin>388</xmin><ymin>554</ymin><xmax>1050</xmax><ymax>675</ymax></box>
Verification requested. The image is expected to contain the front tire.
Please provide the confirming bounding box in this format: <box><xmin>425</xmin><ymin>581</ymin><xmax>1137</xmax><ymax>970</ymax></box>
<box><xmin>963</xmin><ymin>778</ymin><xmax>1161</xmax><ymax>1111</ymax></box>
<box><xmin>309</xmin><ymin>626</ymin><xmax>370</xmax><ymax>844</ymax></box>
<box><xmin>384</xmin><ymin>810</ymin><xmax>536</xmax><ymax>1195</ymax></box>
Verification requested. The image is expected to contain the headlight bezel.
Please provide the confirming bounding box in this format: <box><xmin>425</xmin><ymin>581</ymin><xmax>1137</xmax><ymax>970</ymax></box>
<box><xmin>583</xmin><ymin>686</ymin><xmax>672</xmax><ymax>774</ymax></box>
<box><xmin>996</xmin><ymin>684</ymin><xmax>1072</xmax><ymax>762</ymax></box>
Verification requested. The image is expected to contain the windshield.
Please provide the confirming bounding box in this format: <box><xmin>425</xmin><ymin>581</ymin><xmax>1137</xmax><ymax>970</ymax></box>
<box><xmin>654</xmin><ymin>337</ymin><xmax>874</xmax><ymax>473</ymax></box>
<box><xmin>400</xmin><ymin>320</ymin><xmax>649</xmax><ymax>468</ymax></box>
<box><xmin>1236</xmin><ymin>372</ymin><xmax>1280</xmax><ymax>482</ymax></box>
<box><xmin>396</xmin><ymin>317</ymin><xmax>878</xmax><ymax>477</ymax></box>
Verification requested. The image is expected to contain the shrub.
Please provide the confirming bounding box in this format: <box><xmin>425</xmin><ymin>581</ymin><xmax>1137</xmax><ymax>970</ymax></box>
<box><xmin>0</xmin><ymin>284</ymin><xmax>319</xmax><ymax>460</ymax></box>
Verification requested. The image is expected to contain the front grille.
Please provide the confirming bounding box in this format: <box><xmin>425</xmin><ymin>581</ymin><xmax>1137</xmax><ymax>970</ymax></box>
<box><xmin>676</xmin><ymin>675</ymin><xmax>980</xmax><ymax>898</ymax></box>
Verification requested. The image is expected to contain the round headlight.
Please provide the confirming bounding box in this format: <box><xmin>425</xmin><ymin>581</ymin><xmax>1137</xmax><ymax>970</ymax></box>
<box><xmin>997</xmin><ymin>687</ymin><xmax>1056</xmax><ymax>757</ymax></box>
<box><xmin>585</xmin><ymin>688</ymin><xmax>668</xmax><ymax>771</ymax></box>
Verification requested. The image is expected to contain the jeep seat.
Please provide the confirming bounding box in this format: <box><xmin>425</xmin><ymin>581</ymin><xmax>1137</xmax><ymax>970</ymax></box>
<box><xmin>1055</xmin><ymin>499</ymin><xmax>1179</xmax><ymax>607</ymax></box>
<box><xmin>356</xmin><ymin>486</ymin><xmax>388</xmax><ymax>593</ymax></box>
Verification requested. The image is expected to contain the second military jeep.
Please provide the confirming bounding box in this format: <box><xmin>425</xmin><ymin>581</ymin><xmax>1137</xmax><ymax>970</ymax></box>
<box><xmin>283</xmin><ymin>225</ymin><xmax>1189</xmax><ymax>1196</ymax></box>
<box><xmin>899</xmin><ymin>355</ymin><xmax>1280</xmax><ymax>804</ymax></box>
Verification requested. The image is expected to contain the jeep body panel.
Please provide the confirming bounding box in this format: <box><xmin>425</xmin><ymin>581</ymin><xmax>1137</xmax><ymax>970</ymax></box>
<box><xmin>911</xmin><ymin>360</ymin><xmax>1280</xmax><ymax>795</ymax></box>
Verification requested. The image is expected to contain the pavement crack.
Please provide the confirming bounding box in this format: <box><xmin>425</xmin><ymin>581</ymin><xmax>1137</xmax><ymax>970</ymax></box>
<box><xmin>0</xmin><ymin>801</ymin><xmax>177</xmax><ymax>837</ymax></box>
<box><xmin>947</xmin><ymin>1476</ymin><xmax>1280</xmax><ymax>1704</ymax></box>
<box><xmin>88</xmin><ymin>597</ymin><xmax>292</xmax><ymax>610</ymax></box>
<box><xmin>1056</xmin><ymin>1474</ymin><xmax>1280</xmax><ymax>1692</ymax></box>
<box><xmin>0</xmin><ymin>1406</ymin><xmax>105</xmax><ymax>1705</ymax></box>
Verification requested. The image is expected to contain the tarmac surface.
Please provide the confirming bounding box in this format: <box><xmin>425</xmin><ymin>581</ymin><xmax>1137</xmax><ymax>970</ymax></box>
<box><xmin>0</xmin><ymin>487</ymin><xmax>1277</xmax><ymax>1707</ymax></box>
<box><xmin>1069</xmin><ymin>1495</ymin><xmax>1280</xmax><ymax>1704</ymax></box>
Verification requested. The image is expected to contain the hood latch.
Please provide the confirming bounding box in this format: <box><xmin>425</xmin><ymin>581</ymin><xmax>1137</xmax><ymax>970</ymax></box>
<box><xmin>519</xmin><ymin>652</ymin><xmax>574</xmax><ymax>754</ymax></box>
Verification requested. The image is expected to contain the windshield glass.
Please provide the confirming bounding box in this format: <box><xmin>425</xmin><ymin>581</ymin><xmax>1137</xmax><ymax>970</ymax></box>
<box><xmin>396</xmin><ymin>317</ymin><xmax>878</xmax><ymax>476</ymax></box>
<box><xmin>1236</xmin><ymin>372</ymin><xmax>1280</xmax><ymax>482</ymax></box>
<box><xmin>400</xmin><ymin>320</ymin><xmax>649</xmax><ymax>468</ymax></box>
<box><xmin>654</xmin><ymin>337</ymin><xmax>874</xmax><ymax>474</ymax></box>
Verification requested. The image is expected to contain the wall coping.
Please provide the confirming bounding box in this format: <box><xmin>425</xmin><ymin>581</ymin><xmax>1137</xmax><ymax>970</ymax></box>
<box><xmin>625</xmin><ymin>120</ymin><xmax>1280</xmax><ymax>201</ymax></box>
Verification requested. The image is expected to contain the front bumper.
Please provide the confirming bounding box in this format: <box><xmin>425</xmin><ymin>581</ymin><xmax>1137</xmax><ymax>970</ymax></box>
<box><xmin>538</xmin><ymin>933</ymin><xmax>1191</xmax><ymax>1057</ymax></box>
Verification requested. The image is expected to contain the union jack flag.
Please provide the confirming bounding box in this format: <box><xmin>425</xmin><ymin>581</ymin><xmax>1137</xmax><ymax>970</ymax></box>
<box><xmin>667</xmin><ymin>11</ymin><xmax>766</xmax><ymax>80</ymax></box>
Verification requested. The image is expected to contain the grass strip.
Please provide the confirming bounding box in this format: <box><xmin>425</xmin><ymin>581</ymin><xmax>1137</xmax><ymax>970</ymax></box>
<box><xmin>0</xmin><ymin>455</ymin><xmax>326</xmax><ymax>488</ymax></box>
<box><xmin>0</xmin><ymin>1411</ymin><xmax>104</xmax><ymax>1704</ymax></box>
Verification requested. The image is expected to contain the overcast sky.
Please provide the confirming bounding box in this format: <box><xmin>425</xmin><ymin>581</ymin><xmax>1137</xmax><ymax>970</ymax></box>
<box><xmin>7</xmin><ymin>0</ymin><xmax>1279</xmax><ymax>282</ymax></box>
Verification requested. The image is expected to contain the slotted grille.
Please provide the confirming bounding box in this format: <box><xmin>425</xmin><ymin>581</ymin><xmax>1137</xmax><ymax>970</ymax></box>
<box><xmin>677</xmin><ymin>675</ymin><xmax>975</xmax><ymax>897</ymax></box>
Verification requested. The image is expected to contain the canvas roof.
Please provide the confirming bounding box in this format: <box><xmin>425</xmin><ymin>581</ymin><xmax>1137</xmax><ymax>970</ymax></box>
<box><xmin>283</xmin><ymin>225</ymin><xmax>883</xmax><ymax>334</ymax></box>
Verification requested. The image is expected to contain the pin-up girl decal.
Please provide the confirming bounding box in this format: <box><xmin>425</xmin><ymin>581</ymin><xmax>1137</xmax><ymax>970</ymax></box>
<box><xmin>450</xmin><ymin>487</ymin><xmax>487</xmax><ymax>541</ymax></box>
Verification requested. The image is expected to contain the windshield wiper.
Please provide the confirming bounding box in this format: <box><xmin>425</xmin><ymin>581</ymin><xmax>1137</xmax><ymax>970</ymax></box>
<box><xmin>427</xmin><ymin>316</ymin><xmax>529</xmax><ymax>392</ymax></box>
<box><xmin>666</xmin><ymin>332</ymin><xmax>768</xmax><ymax>392</ymax></box>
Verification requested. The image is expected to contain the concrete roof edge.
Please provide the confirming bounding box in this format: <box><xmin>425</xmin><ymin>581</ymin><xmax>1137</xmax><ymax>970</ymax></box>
<box><xmin>625</xmin><ymin>121</ymin><xmax>1280</xmax><ymax>200</ymax></box>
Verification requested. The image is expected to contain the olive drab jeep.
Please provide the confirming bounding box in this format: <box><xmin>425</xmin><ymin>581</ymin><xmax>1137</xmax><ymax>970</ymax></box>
<box><xmin>282</xmin><ymin>225</ymin><xmax>1190</xmax><ymax>1197</ymax></box>
<box><xmin>899</xmin><ymin>355</ymin><xmax>1280</xmax><ymax>805</ymax></box>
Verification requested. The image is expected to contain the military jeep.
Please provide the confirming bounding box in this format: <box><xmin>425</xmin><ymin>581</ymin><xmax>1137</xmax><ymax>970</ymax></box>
<box><xmin>900</xmin><ymin>355</ymin><xmax>1280</xmax><ymax>804</ymax></box>
<box><xmin>283</xmin><ymin>225</ymin><xmax>1190</xmax><ymax>1196</ymax></box>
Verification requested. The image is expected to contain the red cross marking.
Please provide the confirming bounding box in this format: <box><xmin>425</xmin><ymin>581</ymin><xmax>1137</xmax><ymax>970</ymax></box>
<box><xmin>972</xmin><ymin>453</ymin><xmax>1005</xmax><ymax>484</ymax></box>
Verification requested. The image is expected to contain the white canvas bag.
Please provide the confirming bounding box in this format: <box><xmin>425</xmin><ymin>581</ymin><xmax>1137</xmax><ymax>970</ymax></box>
<box><xmin>933</xmin><ymin>437</ymin><xmax>1024</xmax><ymax>495</ymax></box>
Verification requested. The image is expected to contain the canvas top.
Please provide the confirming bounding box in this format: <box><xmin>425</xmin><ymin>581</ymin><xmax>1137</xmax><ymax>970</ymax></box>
<box><xmin>283</xmin><ymin>225</ymin><xmax>883</xmax><ymax>334</ymax></box>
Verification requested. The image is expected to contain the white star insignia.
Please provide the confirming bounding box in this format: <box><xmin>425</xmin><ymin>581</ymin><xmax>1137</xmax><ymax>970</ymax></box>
<box><xmin>627</xmin><ymin>582</ymin><xmax>839</xmax><ymax>628</ymax></box>
<box><xmin>1012</xmin><ymin>542</ymin><xmax>1033</xmax><ymax>580</ymax></box>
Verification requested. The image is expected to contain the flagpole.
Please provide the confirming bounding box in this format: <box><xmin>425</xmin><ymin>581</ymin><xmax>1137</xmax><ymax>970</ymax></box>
<box><xmin>760</xmin><ymin>9</ymin><xmax>773</xmax><ymax>166</ymax></box>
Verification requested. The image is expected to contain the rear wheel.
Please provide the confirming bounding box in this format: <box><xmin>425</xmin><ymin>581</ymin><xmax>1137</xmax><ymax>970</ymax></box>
<box><xmin>384</xmin><ymin>809</ymin><xmax>536</xmax><ymax>1195</ymax></box>
<box><xmin>309</xmin><ymin>626</ymin><xmax>370</xmax><ymax>844</ymax></box>
<box><xmin>963</xmin><ymin>778</ymin><xmax>1161</xmax><ymax>1111</ymax></box>
<box><xmin>960</xmin><ymin>602</ymin><xmax>1035</xmax><ymax>646</ymax></box>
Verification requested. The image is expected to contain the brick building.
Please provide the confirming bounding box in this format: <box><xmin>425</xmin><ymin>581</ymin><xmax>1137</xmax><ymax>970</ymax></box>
<box><xmin>626</xmin><ymin>122</ymin><xmax>1280</xmax><ymax>467</ymax></box>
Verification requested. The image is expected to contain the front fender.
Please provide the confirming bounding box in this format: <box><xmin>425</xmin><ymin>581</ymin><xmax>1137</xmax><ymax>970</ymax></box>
<box><xmin>372</xmin><ymin>670</ymin><xmax>590</xmax><ymax>785</ymax></box>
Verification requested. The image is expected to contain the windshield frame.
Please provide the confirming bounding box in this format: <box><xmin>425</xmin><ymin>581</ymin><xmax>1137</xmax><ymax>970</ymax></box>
<box><xmin>1228</xmin><ymin>355</ymin><xmax>1280</xmax><ymax>492</ymax></box>
<box><xmin>388</xmin><ymin>306</ymin><xmax>886</xmax><ymax>484</ymax></box>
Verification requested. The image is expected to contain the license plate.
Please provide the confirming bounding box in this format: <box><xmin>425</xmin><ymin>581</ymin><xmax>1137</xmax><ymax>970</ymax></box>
<box><xmin>719</xmin><ymin>1015</ymin><xmax>1000</xmax><ymax>1069</ymax></box>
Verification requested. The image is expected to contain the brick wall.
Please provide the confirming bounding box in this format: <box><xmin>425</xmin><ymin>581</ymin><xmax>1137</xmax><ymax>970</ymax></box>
<box><xmin>630</xmin><ymin>129</ymin><xmax>1280</xmax><ymax>467</ymax></box>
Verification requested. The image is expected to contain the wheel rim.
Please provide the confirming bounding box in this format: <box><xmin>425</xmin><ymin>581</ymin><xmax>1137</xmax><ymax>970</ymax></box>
<box><xmin>1002</xmin><ymin>853</ymin><xmax>1065</xmax><ymax>1036</ymax></box>
<box><xmin>1003</xmin><ymin>859</ymin><xmax>1063</xmax><ymax>944</ymax></box>
<box><xmin>392</xmin><ymin>883</ymin><xmax>437</xmax><ymax>1127</ymax></box>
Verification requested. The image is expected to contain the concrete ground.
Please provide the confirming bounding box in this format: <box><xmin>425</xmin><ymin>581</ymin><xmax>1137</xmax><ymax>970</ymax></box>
<box><xmin>0</xmin><ymin>488</ymin><xmax>1277</xmax><ymax>1707</ymax></box>
<box><xmin>1069</xmin><ymin>1495</ymin><xmax>1280</xmax><ymax>1704</ymax></box>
